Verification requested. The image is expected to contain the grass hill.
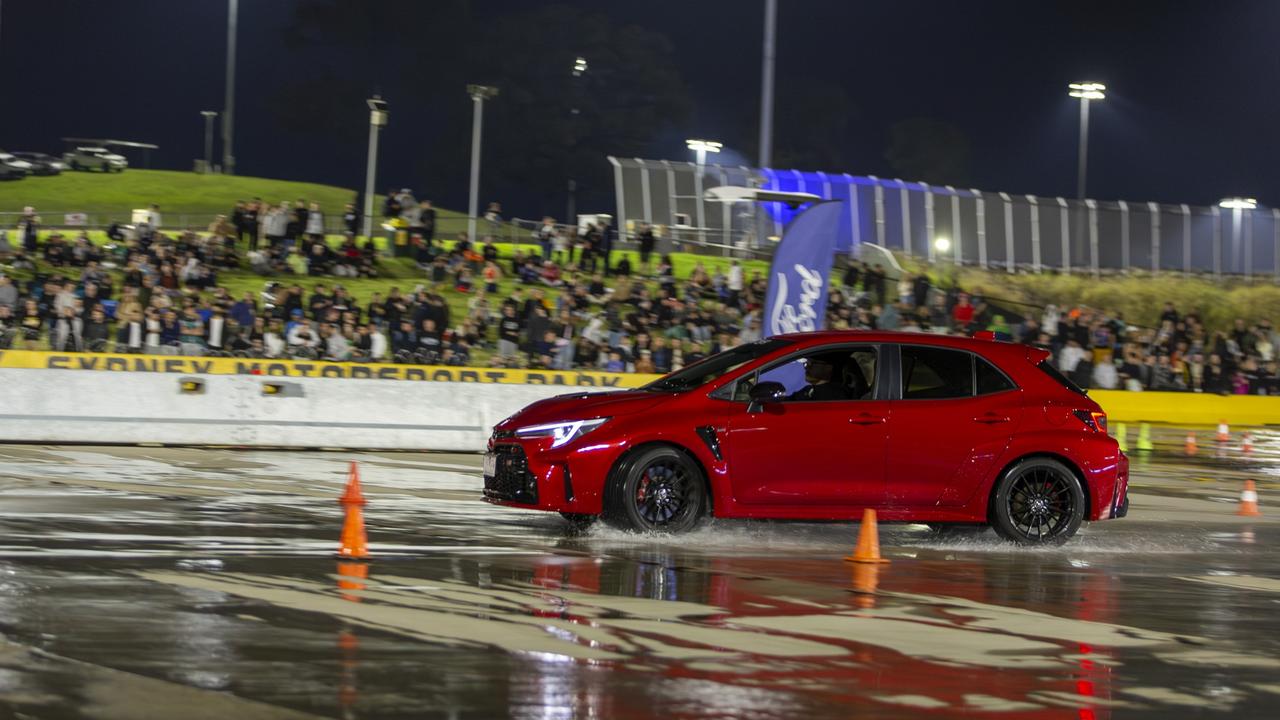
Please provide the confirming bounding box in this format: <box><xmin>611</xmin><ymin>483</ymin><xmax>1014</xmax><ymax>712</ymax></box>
<box><xmin>0</xmin><ymin>169</ymin><xmax>365</xmax><ymax>218</ymax></box>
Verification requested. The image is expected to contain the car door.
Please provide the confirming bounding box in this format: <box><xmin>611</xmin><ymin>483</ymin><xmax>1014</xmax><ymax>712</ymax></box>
<box><xmin>885</xmin><ymin>344</ymin><xmax>1022</xmax><ymax>508</ymax></box>
<box><xmin>723</xmin><ymin>344</ymin><xmax>890</xmax><ymax>507</ymax></box>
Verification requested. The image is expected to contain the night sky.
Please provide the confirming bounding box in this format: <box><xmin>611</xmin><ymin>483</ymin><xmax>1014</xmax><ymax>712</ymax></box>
<box><xmin>1</xmin><ymin>0</ymin><xmax>1276</xmax><ymax>217</ymax></box>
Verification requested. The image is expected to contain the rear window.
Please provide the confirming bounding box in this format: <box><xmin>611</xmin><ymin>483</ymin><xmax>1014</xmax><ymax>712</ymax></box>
<box><xmin>1036</xmin><ymin>359</ymin><xmax>1088</xmax><ymax>396</ymax></box>
<box><xmin>902</xmin><ymin>346</ymin><xmax>974</xmax><ymax>399</ymax></box>
<box><xmin>976</xmin><ymin>357</ymin><xmax>1016</xmax><ymax>395</ymax></box>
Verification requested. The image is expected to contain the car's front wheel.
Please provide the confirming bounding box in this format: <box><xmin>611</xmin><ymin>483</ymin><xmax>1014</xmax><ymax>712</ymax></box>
<box><xmin>990</xmin><ymin>457</ymin><xmax>1085</xmax><ymax>545</ymax></box>
<box><xmin>604</xmin><ymin>446</ymin><xmax>706</xmax><ymax>533</ymax></box>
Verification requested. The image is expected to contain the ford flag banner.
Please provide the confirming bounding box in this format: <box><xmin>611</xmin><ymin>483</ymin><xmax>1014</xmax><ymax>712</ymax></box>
<box><xmin>763</xmin><ymin>200</ymin><xmax>843</xmax><ymax>338</ymax></box>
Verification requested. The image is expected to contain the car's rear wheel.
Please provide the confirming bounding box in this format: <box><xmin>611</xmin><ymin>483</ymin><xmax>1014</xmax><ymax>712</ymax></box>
<box><xmin>990</xmin><ymin>457</ymin><xmax>1085</xmax><ymax>545</ymax></box>
<box><xmin>604</xmin><ymin>446</ymin><xmax>705</xmax><ymax>533</ymax></box>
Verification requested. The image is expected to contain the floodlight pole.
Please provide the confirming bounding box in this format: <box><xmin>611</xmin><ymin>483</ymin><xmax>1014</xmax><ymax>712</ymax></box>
<box><xmin>758</xmin><ymin>0</ymin><xmax>777</xmax><ymax>169</ymax></box>
<box><xmin>200</xmin><ymin>111</ymin><xmax>218</xmax><ymax>172</ymax></box>
<box><xmin>361</xmin><ymin>96</ymin><xmax>388</xmax><ymax>242</ymax></box>
<box><xmin>467</xmin><ymin>84</ymin><xmax>498</xmax><ymax>242</ymax></box>
<box><xmin>1075</xmin><ymin>97</ymin><xmax>1091</xmax><ymax>200</ymax></box>
<box><xmin>222</xmin><ymin>0</ymin><xmax>237</xmax><ymax>175</ymax></box>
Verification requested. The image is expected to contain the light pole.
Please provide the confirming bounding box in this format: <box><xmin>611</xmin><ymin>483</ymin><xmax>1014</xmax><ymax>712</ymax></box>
<box><xmin>361</xmin><ymin>96</ymin><xmax>388</xmax><ymax>242</ymax></box>
<box><xmin>568</xmin><ymin>57</ymin><xmax>588</xmax><ymax>227</ymax></box>
<box><xmin>758</xmin><ymin>0</ymin><xmax>777</xmax><ymax>168</ymax></box>
<box><xmin>1068</xmin><ymin>82</ymin><xmax>1105</xmax><ymax>268</ymax></box>
<box><xmin>466</xmin><ymin>84</ymin><xmax>499</xmax><ymax>243</ymax></box>
<box><xmin>686</xmin><ymin>139</ymin><xmax>723</xmax><ymax>169</ymax></box>
<box><xmin>200</xmin><ymin>111</ymin><xmax>218</xmax><ymax>172</ymax></box>
<box><xmin>1068</xmin><ymin>82</ymin><xmax>1105</xmax><ymax>200</ymax></box>
<box><xmin>1220</xmin><ymin>197</ymin><xmax>1257</xmax><ymax>277</ymax></box>
<box><xmin>222</xmin><ymin>0</ymin><xmax>238</xmax><ymax>175</ymax></box>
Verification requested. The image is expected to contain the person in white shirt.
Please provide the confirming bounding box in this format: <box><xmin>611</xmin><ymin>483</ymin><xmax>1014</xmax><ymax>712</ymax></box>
<box><xmin>368</xmin><ymin>325</ymin><xmax>388</xmax><ymax>361</ymax></box>
<box><xmin>305</xmin><ymin>202</ymin><xmax>326</xmax><ymax>241</ymax></box>
<box><xmin>727</xmin><ymin>260</ymin><xmax>744</xmax><ymax>295</ymax></box>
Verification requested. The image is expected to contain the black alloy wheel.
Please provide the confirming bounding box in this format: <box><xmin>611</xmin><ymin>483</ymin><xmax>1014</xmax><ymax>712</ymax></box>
<box><xmin>990</xmin><ymin>457</ymin><xmax>1085</xmax><ymax>545</ymax></box>
<box><xmin>604</xmin><ymin>446</ymin><xmax>706</xmax><ymax>533</ymax></box>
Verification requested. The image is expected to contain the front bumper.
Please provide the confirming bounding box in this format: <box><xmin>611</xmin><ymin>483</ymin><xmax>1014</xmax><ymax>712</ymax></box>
<box><xmin>482</xmin><ymin>436</ymin><xmax>622</xmax><ymax>515</ymax></box>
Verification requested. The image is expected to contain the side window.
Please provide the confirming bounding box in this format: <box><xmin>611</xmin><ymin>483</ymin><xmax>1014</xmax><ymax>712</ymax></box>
<box><xmin>901</xmin><ymin>346</ymin><xmax>974</xmax><ymax>400</ymax></box>
<box><xmin>976</xmin><ymin>356</ymin><xmax>1016</xmax><ymax>395</ymax></box>
<box><xmin>748</xmin><ymin>346</ymin><xmax>879</xmax><ymax>402</ymax></box>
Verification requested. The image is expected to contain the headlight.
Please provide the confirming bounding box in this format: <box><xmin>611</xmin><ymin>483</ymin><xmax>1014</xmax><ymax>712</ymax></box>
<box><xmin>514</xmin><ymin>418</ymin><xmax>609</xmax><ymax>448</ymax></box>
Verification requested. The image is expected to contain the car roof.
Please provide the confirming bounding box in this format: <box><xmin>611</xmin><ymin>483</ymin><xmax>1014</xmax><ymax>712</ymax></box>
<box><xmin>772</xmin><ymin>329</ymin><xmax>1045</xmax><ymax>362</ymax></box>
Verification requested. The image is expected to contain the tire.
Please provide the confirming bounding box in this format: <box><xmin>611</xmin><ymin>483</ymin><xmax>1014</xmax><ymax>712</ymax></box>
<box><xmin>603</xmin><ymin>446</ymin><xmax>706</xmax><ymax>533</ymax></box>
<box><xmin>559</xmin><ymin>512</ymin><xmax>597</xmax><ymax>532</ymax></box>
<box><xmin>990</xmin><ymin>457</ymin><xmax>1085</xmax><ymax>545</ymax></box>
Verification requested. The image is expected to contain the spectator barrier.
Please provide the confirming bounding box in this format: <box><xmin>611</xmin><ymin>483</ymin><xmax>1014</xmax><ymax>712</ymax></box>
<box><xmin>0</xmin><ymin>352</ymin><xmax>1276</xmax><ymax>452</ymax></box>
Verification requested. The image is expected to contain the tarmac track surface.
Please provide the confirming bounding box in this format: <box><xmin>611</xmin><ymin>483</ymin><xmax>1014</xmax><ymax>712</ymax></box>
<box><xmin>0</xmin><ymin>428</ymin><xmax>1278</xmax><ymax>719</ymax></box>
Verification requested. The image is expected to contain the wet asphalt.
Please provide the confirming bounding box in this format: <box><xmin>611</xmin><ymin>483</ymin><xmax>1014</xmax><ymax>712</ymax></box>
<box><xmin>0</xmin><ymin>427</ymin><xmax>1277</xmax><ymax>719</ymax></box>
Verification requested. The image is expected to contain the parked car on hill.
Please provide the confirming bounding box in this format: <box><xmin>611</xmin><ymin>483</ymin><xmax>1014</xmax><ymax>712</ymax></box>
<box><xmin>63</xmin><ymin>146</ymin><xmax>128</xmax><ymax>172</ymax></box>
<box><xmin>10</xmin><ymin>152</ymin><xmax>66</xmax><ymax>175</ymax></box>
<box><xmin>0</xmin><ymin>152</ymin><xmax>34</xmax><ymax>177</ymax></box>
<box><xmin>0</xmin><ymin>159</ymin><xmax>27</xmax><ymax>181</ymax></box>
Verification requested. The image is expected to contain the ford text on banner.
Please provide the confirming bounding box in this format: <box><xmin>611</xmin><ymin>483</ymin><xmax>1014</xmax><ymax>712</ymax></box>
<box><xmin>763</xmin><ymin>201</ymin><xmax>844</xmax><ymax>337</ymax></box>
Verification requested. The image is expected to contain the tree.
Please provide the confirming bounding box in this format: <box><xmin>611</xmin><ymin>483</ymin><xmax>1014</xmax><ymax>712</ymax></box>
<box><xmin>470</xmin><ymin>5</ymin><xmax>691</xmax><ymax>215</ymax></box>
<box><xmin>279</xmin><ymin>1</ymin><xmax>691</xmax><ymax>218</ymax></box>
<box><xmin>884</xmin><ymin>118</ymin><xmax>973</xmax><ymax>186</ymax></box>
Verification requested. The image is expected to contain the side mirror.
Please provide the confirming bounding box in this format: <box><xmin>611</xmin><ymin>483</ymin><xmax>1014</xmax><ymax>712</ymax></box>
<box><xmin>747</xmin><ymin>381</ymin><xmax>786</xmax><ymax>413</ymax></box>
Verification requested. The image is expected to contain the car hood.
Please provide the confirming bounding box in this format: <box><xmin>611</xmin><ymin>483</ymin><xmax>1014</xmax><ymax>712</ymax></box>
<box><xmin>495</xmin><ymin>389</ymin><xmax>671</xmax><ymax>433</ymax></box>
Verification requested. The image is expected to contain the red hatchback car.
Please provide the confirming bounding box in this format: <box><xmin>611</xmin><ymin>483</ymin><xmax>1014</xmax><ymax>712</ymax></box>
<box><xmin>484</xmin><ymin>331</ymin><xmax>1129</xmax><ymax>544</ymax></box>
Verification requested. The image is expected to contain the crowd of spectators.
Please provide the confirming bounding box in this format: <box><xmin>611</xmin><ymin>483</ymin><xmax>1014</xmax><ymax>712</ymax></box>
<box><xmin>2</xmin><ymin>202</ymin><xmax>1277</xmax><ymax>395</ymax></box>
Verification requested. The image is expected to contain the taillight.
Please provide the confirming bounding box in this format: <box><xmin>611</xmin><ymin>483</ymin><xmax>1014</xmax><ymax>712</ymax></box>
<box><xmin>1073</xmin><ymin>409</ymin><xmax>1108</xmax><ymax>433</ymax></box>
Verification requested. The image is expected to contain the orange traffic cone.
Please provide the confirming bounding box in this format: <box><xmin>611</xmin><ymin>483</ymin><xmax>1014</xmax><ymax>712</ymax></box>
<box><xmin>338</xmin><ymin>462</ymin><xmax>369</xmax><ymax>559</ymax></box>
<box><xmin>1242</xmin><ymin>433</ymin><xmax>1254</xmax><ymax>455</ymax></box>
<box><xmin>845</xmin><ymin>509</ymin><xmax>890</xmax><ymax>564</ymax></box>
<box><xmin>1236</xmin><ymin>479</ymin><xmax>1262</xmax><ymax>517</ymax></box>
<box><xmin>1216</xmin><ymin>420</ymin><xmax>1230</xmax><ymax>443</ymax></box>
<box><xmin>1185</xmin><ymin>432</ymin><xmax>1198</xmax><ymax>456</ymax></box>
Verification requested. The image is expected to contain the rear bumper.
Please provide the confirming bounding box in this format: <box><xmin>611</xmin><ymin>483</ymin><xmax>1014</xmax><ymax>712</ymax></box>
<box><xmin>1110</xmin><ymin>451</ymin><xmax>1130</xmax><ymax>519</ymax></box>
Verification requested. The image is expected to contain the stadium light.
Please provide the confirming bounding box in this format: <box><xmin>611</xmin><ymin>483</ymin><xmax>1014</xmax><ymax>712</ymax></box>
<box><xmin>361</xmin><ymin>95</ymin><xmax>388</xmax><ymax>242</ymax></box>
<box><xmin>686</xmin><ymin>139</ymin><xmax>723</xmax><ymax>168</ymax></box>
<box><xmin>934</xmin><ymin>237</ymin><xmax>952</xmax><ymax>253</ymax></box>
<box><xmin>1068</xmin><ymin>81</ymin><xmax>1106</xmax><ymax>200</ymax></box>
<box><xmin>1068</xmin><ymin>82</ymin><xmax>1106</xmax><ymax>100</ymax></box>
<box><xmin>572</xmin><ymin>56</ymin><xmax>588</xmax><ymax>76</ymax></box>
<box><xmin>1219</xmin><ymin>197</ymin><xmax>1257</xmax><ymax>210</ymax></box>
<box><xmin>467</xmin><ymin>84</ymin><xmax>500</xmax><ymax>242</ymax></box>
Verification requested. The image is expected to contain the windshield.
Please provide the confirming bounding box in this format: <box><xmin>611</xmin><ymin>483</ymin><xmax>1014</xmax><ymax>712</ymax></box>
<box><xmin>641</xmin><ymin>338</ymin><xmax>792</xmax><ymax>393</ymax></box>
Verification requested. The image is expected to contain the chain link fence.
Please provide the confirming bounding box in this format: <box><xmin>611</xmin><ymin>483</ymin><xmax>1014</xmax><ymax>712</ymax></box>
<box><xmin>611</xmin><ymin>157</ymin><xmax>1280</xmax><ymax>280</ymax></box>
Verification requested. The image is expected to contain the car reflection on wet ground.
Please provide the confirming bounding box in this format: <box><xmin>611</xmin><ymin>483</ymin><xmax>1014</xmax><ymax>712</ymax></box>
<box><xmin>0</xmin><ymin>426</ymin><xmax>1277</xmax><ymax>719</ymax></box>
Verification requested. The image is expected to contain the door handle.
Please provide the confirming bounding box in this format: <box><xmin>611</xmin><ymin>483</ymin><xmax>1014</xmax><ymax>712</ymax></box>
<box><xmin>974</xmin><ymin>413</ymin><xmax>1011</xmax><ymax>424</ymax></box>
<box><xmin>849</xmin><ymin>413</ymin><xmax>886</xmax><ymax>425</ymax></box>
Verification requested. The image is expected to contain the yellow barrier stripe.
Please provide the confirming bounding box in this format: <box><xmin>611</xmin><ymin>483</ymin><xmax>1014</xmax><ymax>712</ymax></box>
<box><xmin>0</xmin><ymin>350</ymin><xmax>661</xmax><ymax>388</ymax></box>
<box><xmin>1091</xmin><ymin>390</ymin><xmax>1280</xmax><ymax>428</ymax></box>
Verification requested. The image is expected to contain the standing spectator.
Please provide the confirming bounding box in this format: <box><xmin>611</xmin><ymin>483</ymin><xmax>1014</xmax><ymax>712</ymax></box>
<box><xmin>305</xmin><ymin>202</ymin><xmax>326</xmax><ymax>244</ymax></box>
<box><xmin>0</xmin><ymin>274</ymin><xmax>17</xmax><ymax>309</ymax></box>
<box><xmin>536</xmin><ymin>217</ymin><xmax>557</xmax><ymax>262</ymax></box>
<box><xmin>19</xmin><ymin>207</ymin><xmax>39</xmax><ymax>253</ymax></box>
<box><xmin>637</xmin><ymin>223</ymin><xmax>657</xmax><ymax>274</ymax></box>
<box><xmin>263</xmin><ymin>202</ymin><xmax>288</xmax><ymax>251</ymax></box>
<box><xmin>484</xmin><ymin>201</ymin><xmax>503</xmax><ymax>236</ymax></box>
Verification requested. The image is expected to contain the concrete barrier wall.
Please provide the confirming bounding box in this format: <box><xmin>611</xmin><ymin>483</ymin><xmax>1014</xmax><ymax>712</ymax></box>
<box><xmin>0</xmin><ymin>368</ymin><xmax>580</xmax><ymax>451</ymax></box>
<box><xmin>1</xmin><ymin>368</ymin><xmax>1277</xmax><ymax>452</ymax></box>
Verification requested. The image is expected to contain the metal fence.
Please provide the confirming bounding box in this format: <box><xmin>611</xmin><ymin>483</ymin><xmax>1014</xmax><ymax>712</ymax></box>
<box><xmin>610</xmin><ymin>157</ymin><xmax>1280</xmax><ymax>280</ymax></box>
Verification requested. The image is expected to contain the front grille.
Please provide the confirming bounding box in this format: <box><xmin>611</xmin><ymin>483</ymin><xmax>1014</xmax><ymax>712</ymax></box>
<box><xmin>484</xmin><ymin>443</ymin><xmax>538</xmax><ymax>504</ymax></box>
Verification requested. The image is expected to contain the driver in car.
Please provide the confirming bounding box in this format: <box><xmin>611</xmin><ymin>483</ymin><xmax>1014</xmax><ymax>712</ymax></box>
<box><xmin>788</xmin><ymin>359</ymin><xmax>846</xmax><ymax>401</ymax></box>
